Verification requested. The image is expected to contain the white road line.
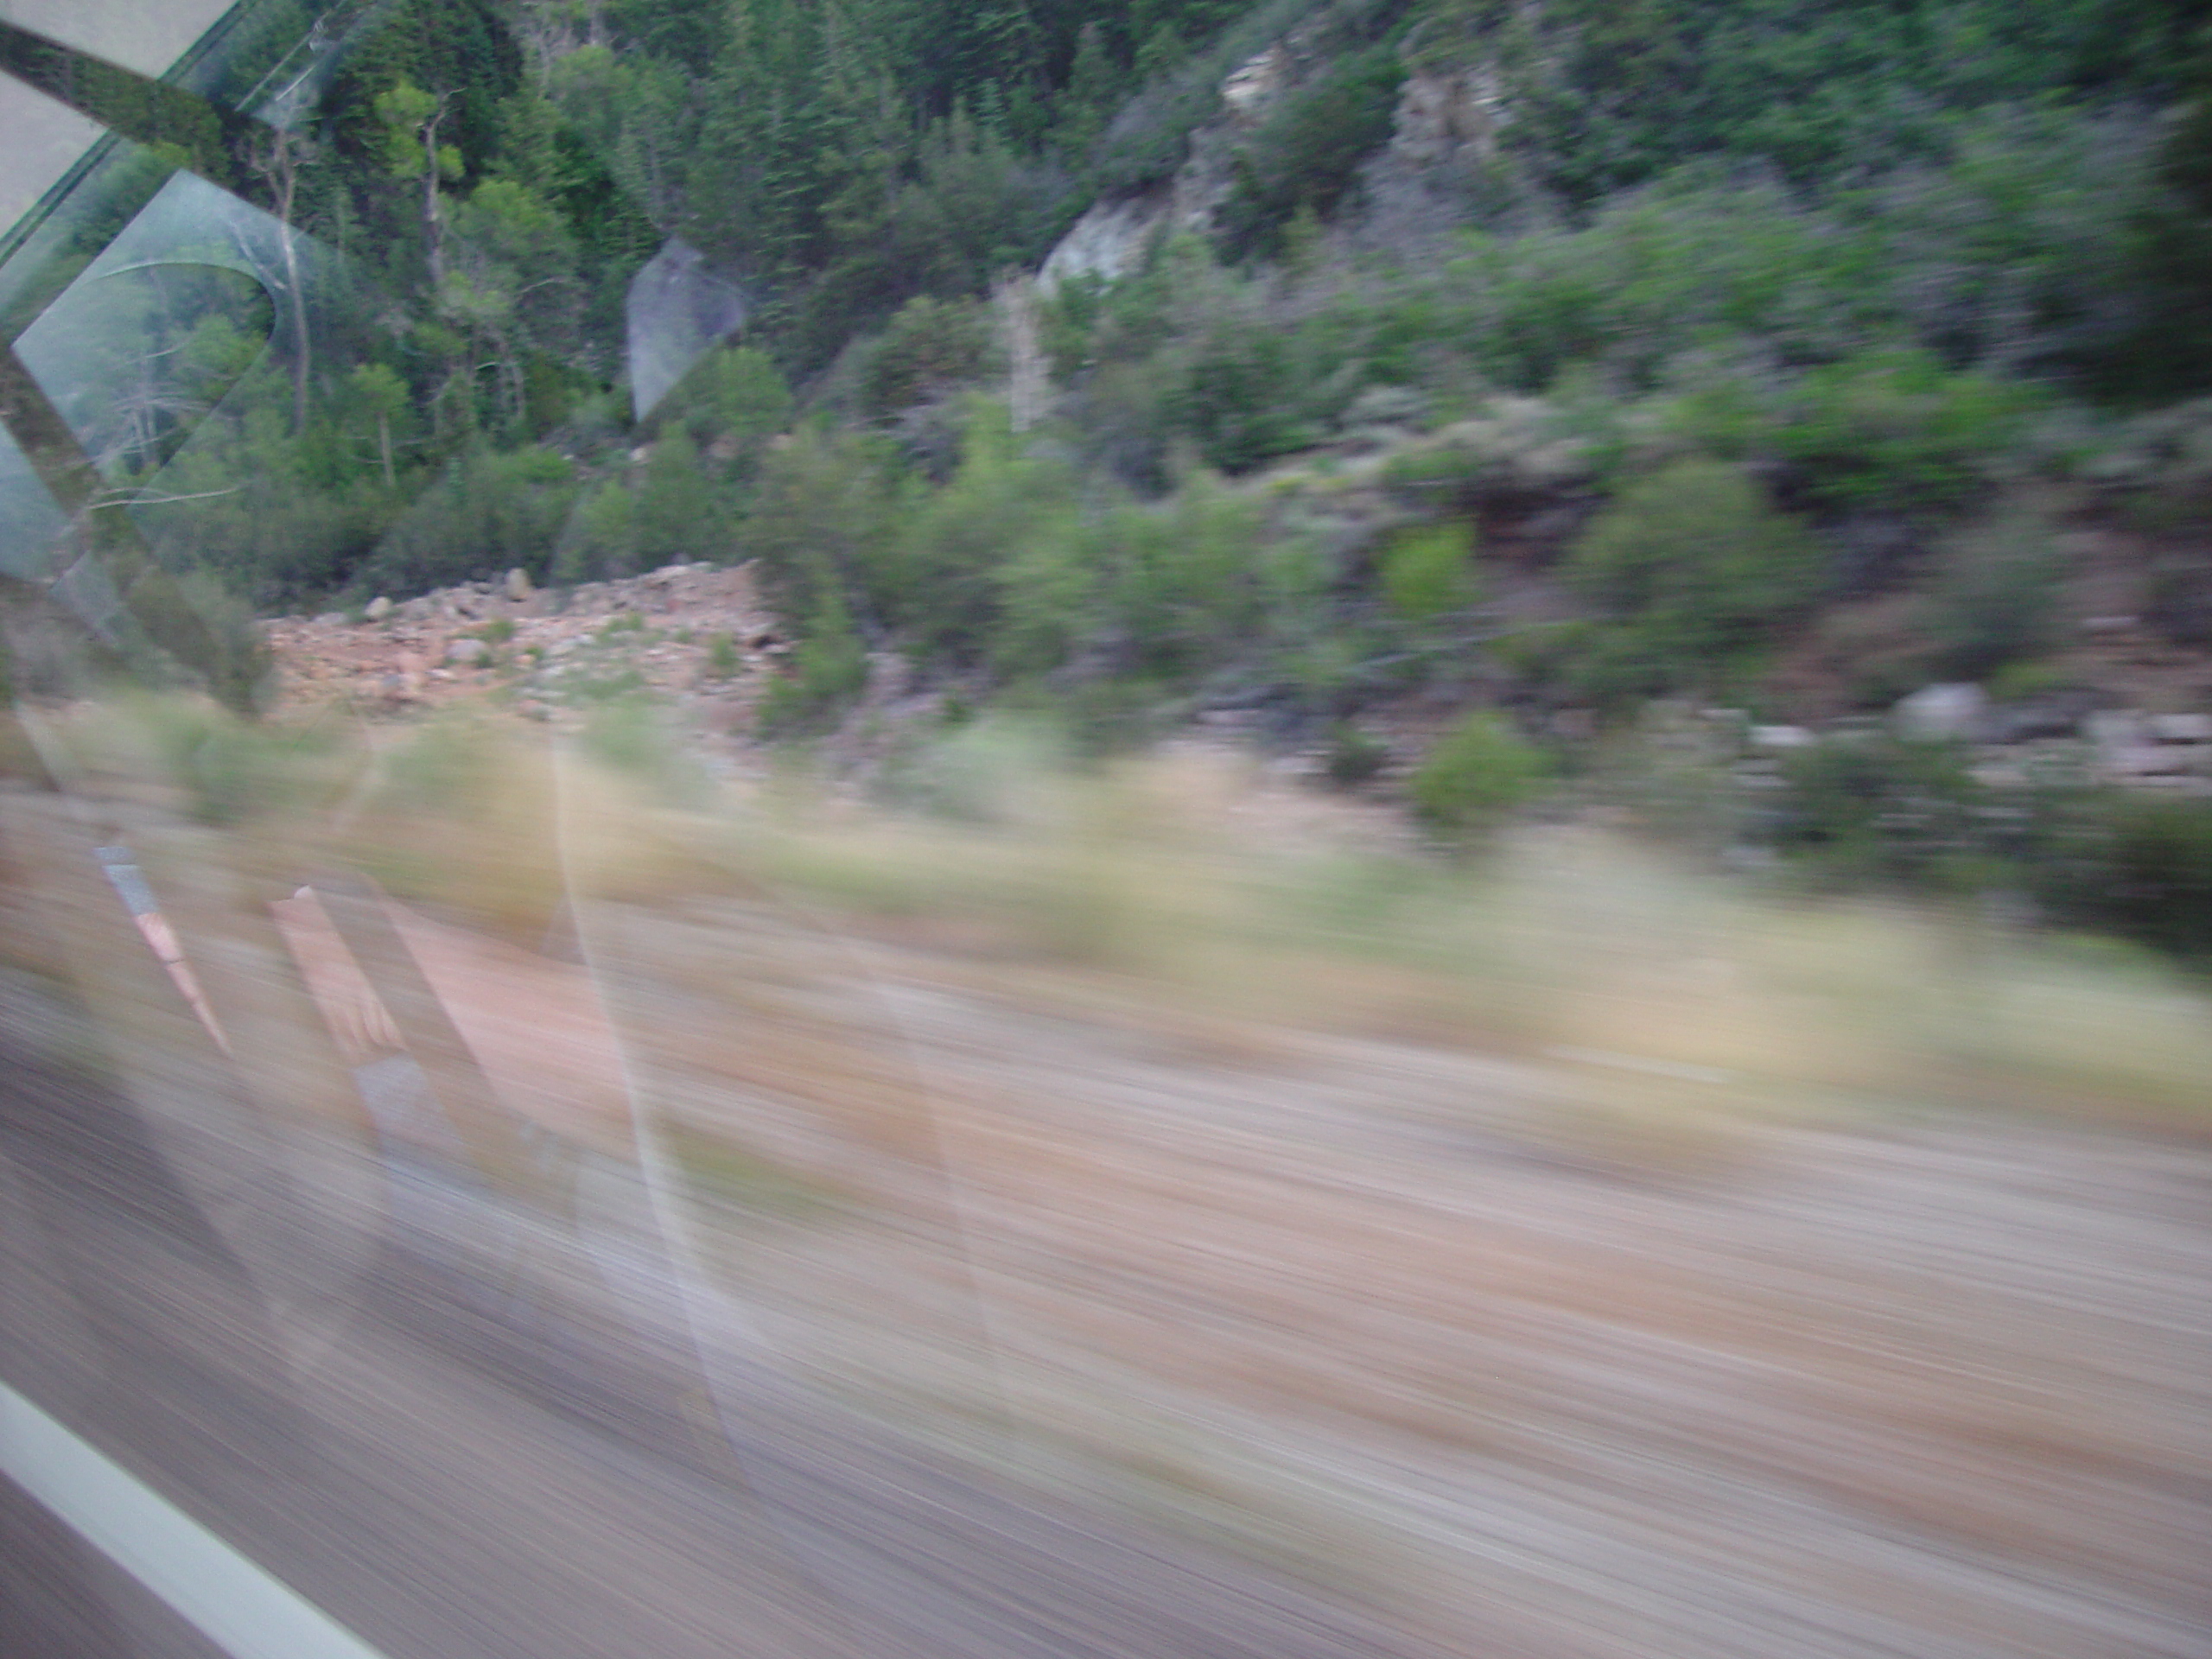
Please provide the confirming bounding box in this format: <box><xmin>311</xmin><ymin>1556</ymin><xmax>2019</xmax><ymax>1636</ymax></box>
<box><xmin>0</xmin><ymin>1380</ymin><xmax>392</xmax><ymax>1659</ymax></box>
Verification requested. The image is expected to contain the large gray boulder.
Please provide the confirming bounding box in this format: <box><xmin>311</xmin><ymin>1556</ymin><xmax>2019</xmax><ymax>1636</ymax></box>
<box><xmin>1892</xmin><ymin>683</ymin><xmax>1986</xmax><ymax>742</ymax></box>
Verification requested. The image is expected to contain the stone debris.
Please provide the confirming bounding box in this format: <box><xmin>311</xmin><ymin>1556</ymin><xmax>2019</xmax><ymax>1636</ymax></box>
<box><xmin>1892</xmin><ymin>682</ymin><xmax>1986</xmax><ymax>742</ymax></box>
<box><xmin>1747</xmin><ymin>724</ymin><xmax>1815</xmax><ymax>749</ymax></box>
<box><xmin>2149</xmin><ymin>711</ymin><xmax>2212</xmax><ymax>743</ymax></box>
<box><xmin>262</xmin><ymin>561</ymin><xmax>780</xmax><ymax>758</ymax></box>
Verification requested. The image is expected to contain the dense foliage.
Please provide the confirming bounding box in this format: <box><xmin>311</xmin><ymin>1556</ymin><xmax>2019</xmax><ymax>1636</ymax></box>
<box><xmin>29</xmin><ymin>0</ymin><xmax>2212</xmax><ymax>948</ymax></box>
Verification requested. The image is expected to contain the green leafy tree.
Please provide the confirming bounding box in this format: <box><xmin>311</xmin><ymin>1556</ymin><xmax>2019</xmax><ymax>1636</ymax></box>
<box><xmin>346</xmin><ymin>363</ymin><xmax>410</xmax><ymax>487</ymax></box>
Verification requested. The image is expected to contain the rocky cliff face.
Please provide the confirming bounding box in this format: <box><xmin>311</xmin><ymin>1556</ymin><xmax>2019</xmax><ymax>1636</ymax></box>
<box><xmin>1038</xmin><ymin>18</ymin><xmax>1527</xmax><ymax>290</ymax></box>
<box><xmin>1039</xmin><ymin>24</ymin><xmax>1342</xmax><ymax>290</ymax></box>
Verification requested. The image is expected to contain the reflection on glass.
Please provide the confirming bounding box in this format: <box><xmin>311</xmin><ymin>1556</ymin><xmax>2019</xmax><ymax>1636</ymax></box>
<box><xmin>0</xmin><ymin>418</ymin><xmax>67</xmax><ymax>581</ymax></box>
<box><xmin>626</xmin><ymin>238</ymin><xmax>747</xmax><ymax>422</ymax></box>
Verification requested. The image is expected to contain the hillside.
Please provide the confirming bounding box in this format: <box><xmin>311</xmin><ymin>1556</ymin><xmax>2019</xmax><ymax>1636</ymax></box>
<box><xmin>6</xmin><ymin>0</ymin><xmax>2212</xmax><ymax>954</ymax></box>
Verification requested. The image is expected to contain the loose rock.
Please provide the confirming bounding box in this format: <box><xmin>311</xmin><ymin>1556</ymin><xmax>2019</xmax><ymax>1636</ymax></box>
<box><xmin>1893</xmin><ymin>683</ymin><xmax>1986</xmax><ymax>742</ymax></box>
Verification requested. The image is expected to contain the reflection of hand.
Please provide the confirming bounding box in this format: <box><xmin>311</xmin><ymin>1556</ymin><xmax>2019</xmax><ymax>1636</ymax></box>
<box><xmin>129</xmin><ymin>908</ymin><xmax>229</xmax><ymax>1052</ymax></box>
<box><xmin>135</xmin><ymin>910</ymin><xmax>182</xmax><ymax>964</ymax></box>
<box><xmin>270</xmin><ymin>887</ymin><xmax>404</xmax><ymax>1064</ymax></box>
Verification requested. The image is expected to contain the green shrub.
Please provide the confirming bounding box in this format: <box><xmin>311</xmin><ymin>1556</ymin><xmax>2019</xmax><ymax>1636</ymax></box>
<box><xmin>1408</xmin><ymin>711</ymin><xmax>1548</xmax><ymax>841</ymax></box>
<box><xmin>1378</xmin><ymin>521</ymin><xmax>1481</xmax><ymax>621</ymax></box>
<box><xmin>634</xmin><ymin>429</ymin><xmax>720</xmax><ymax>568</ymax></box>
<box><xmin>1565</xmin><ymin>459</ymin><xmax>1822</xmax><ymax>690</ymax></box>
<box><xmin>1983</xmin><ymin>658</ymin><xmax>2076</xmax><ymax>704</ymax></box>
<box><xmin>1090</xmin><ymin>473</ymin><xmax>1268</xmax><ymax>677</ymax></box>
<box><xmin>1217</xmin><ymin>42</ymin><xmax>1406</xmax><ymax>259</ymax></box>
<box><xmin>1924</xmin><ymin>505</ymin><xmax>2066</xmax><ymax>679</ymax></box>
<box><xmin>2145</xmin><ymin>550</ymin><xmax>2212</xmax><ymax>646</ymax></box>
<box><xmin>1323</xmin><ymin>721</ymin><xmax>1390</xmax><ymax>788</ymax></box>
<box><xmin>896</xmin><ymin>400</ymin><xmax>1079</xmax><ymax>664</ymax></box>
<box><xmin>1776</xmin><ymin>349</ymin><xmax>2044</xmax><ymax>509</ymax></box>
<box><xmin>758</xmin><ymin>579</ymin><xmax>869</xmax><ymax>736</ymax></box>
<box><xmin>557</xmin><ymin>482</ymin><xmax>638</xmax><ymax>583</ymax></box>
<box><xmin>1764</xmin><ymin>736</ymin><xmax>1992</xmax><ymax>889</ymax></box>
<box><xmin>861</xmin><ymin>296</ymin><xmax>993</xmax><ymax>417</ymax></box>
<box><xmin>676</xmin><ymin>346</ymin><xmax>794</xmax><ymax>454</ymax></box>
<box><xmin>741</xmin><ymin>426</ymin><xmax>901</xmax><ymax>623</ymax></box>
<box><xmin>355</xmin><ymin>447</ymin><xmax>578</xmax><ymax>597</ymax></box>
<box><xmin>2079</xmin><ymin>797</ymin><xmax>2212</xmax><ymax>961</ymax></box>
<box><xmin>1174</xmin><ymin>324</ymin><xmax>1318</xmax><ymax>474</ymax></box>
<box><xmin>703</xmin><ymin>632</ymin><xmax>741</xmax><ymax>679</ymax></box>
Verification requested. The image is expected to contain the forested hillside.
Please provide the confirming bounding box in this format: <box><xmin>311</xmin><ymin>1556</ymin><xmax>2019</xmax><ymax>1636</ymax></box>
<box><xmin>22</xmin><ymin>0</ymin><xmax>2212</xmax><ymax>949</ymax></box>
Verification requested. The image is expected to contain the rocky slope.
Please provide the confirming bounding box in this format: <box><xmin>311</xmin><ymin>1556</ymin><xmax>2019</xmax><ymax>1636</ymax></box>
<box><xmin>264</xmin><ymin>562</ymin><xmax>784</xmax><ymax>760</ymax></box>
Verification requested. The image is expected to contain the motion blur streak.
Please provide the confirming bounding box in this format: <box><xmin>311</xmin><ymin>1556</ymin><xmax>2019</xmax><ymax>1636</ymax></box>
<box><xmin>1</xmin><ymin>703</ymin><xmax>2207</xmax><ymax>1658</ymax></box>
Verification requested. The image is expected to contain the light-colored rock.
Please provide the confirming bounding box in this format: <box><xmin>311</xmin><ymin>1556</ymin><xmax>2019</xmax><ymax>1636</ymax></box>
<box><xmin>1221</xmin><ymin>46</ymin><xmax>1287</xmax><ymax>124</ymax></box>
<box><xmin>1749</xmin><ymin>725</ymin><xmax>1815</xmax><ymax>749</ymax></box>
<box><xmin>2086</xmin><ymin>709</ymin><xmax>2147</xmax><ymax>751</ymax></box>
<box><xmin>1037</xmin><ymin>194</ymin><xmax>1172</xmax><ymax>294</ymax></box>
<box><xmin>2147</xmin><ymin>712</ymin><xmax>2212</xmax><ymax>743</ymax></box>
<box><xmin>1389</xmin><ymin>65</ymin><xmax>1509</xmax><ymax>167</ymax></box>
<box><xmin>1893</xmin><ymin>683</ymin><xmax>1985</xmax><ymax>742</ymax></box>
<box><xmin>505</xmin><ymin>568</ymin><xmax>533</xmax><ymax>601</ymax></box>
<box><xmin>365</xmin><ymin>595</ymin><xmax>392</xmax><ymax>621</ymax></box>
<box><xmin>446</xmin><ymin>637</ymin><xmax>490</xmax><ymax>666</ymax></box>
<box><xmin>2106</xmin><ymin>744</ymin><xmax>2191</xmax><ymax>779</ymax></box>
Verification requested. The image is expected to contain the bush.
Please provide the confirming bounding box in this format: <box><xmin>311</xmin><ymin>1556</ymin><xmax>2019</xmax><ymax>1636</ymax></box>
<box><xmin>1378</xmin><ymin>521</ymin><xmax>1481</xmax><ymax>620</ymax></box>
<box><xmin>633</xmin><ymin>429</ymin><xmax>721</xmax><ymax>568</ymax></box>
<box><xmin>675</xmin><ymin>346</ymin><xmax>793</xmax><ymax>457</ymax></box>
<box><xmin>357</xmin><ymin>446</ymin><xmax>578</xmax><ymax>596</ymax></box>
<box><xmin>758</xmin><ymin>577</ymin><xmax>869</xmax><ymax>736</ymax></box>
<box><xmin>1217</xmin><ymin>41</ymin><xmax>1406</xmax><ymax>258</ymax></box>
<box><xmin>1090</xmin><ymin>473</ymin><xmax>1268</xmax><ymax>677</ymax></box>
<box><xmin>741</xmin><ymin>426</ymin><xmax>901</xmax><ymax>626</ymax></box>
<box><xmin>2030</xmin><ymin>793</ymin><xmax>2212</xmax><ymax>962</ymax></box>
<box><xmin>1323</xmin><ymin>721</ymin><xmax>1390</xmax><ymax>787</ymax></box>
<box><xmin>1764</xmin><ymin>736</ymin><xmax>1993</xmax><ymax>890</ymax></box>
<box><xmin>1565</xmin><ymin>459</ymin><xmax>1821</xmax><ymax>690</ymax></box>
<box><xmin>2088</xmin><ymin>798</ymin><xmax>2212</xmax><ymax>961</ymax></box>
<box><xmin>1924</xmin><ymin>505</ymin><xmax>2067</xmax><ymax>679</ymax></box>
<box><xmin>1408</xmin><ymin>711</ymin><xmax>1548</xmax><ymax>842</ymax></box>
<box><xmin>1775</xmin><ymin>349</ymin><xmax>2044</xmax><ymax>509</ymax></box>
<box><xmin>894</xmin><ymin>400</ymin><xmax>1079</xmax><ymax>664</ymax></box>
<box><xmin>556</xmin><ymin>481</ymin><xmax>637</xmax><ymax>583</ymax></box>
<box><xmin>861</xmin><ymin>296</ymin><xmax>994</xmax><ymax>417</ymax></box>
<box><xmin>1173</xmin><ymin>323</ymin><xmax>1319</xmax><ymax>474</ymax></box>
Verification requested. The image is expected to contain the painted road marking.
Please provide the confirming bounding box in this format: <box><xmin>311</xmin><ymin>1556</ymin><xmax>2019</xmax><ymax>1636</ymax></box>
<box><xmin>0</xmin><ymin>1380</ymin><xmax>392</xmax><ymax>1659</ymax></box>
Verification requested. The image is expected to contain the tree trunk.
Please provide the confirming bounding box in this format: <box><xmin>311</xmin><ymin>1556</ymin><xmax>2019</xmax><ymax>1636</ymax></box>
<box><xmin>276</xmin><ymin>141</ymin><xmax>310</xmax><ymax>436</ymax></box>
<box><xmin>421</xmin><ymin>103</ymin><xmax>448</xmax><ymax>289</ymax></box>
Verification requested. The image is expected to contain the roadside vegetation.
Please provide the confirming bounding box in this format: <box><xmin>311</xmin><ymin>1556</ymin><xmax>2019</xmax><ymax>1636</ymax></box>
<box><xmin>12</xmin><ymin>0</ymin><xmax>2212</xmax><ymax>961</ymax></box>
